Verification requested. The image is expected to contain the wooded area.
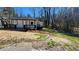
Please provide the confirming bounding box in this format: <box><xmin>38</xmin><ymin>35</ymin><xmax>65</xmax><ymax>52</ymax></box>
<box><xmin>28</xmin><ymin>7</ymin><xmax>79</xmax><ymax>36</ymax></box>
<box><xmin>31</xmin><ymin>7</ymin><xmax>79</xmax><ymax>36</ymax></box>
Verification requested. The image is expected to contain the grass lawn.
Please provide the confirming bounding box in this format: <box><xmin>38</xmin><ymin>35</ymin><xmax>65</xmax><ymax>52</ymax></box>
<box><xmin>42</xmin><ymin>28</ymin><xmax>79</xmax><ymax>50</ymax></box>
<box><xmin>43</xmin><ymin>28</ymin><xmax>79</xmax><ymax>43</ymax></box>
<box><xmin>0</xmin><ymin>29</ymin><xmax>79</xmax><ymax>51</ymax></box>
<box><xmin>0</xmin><ymin>30</ymin><xmax>40</xmax><ymax>48</ymax></box>
<box><xmin>34</xmin><ymin>33</ymin><xmax>48</xmax><ymax>40</ymax></box>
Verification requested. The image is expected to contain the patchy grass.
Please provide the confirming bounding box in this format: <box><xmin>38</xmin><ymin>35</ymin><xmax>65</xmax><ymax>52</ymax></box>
<box><xmin>63</xmin><ymin>43</ymin><xmax>79</xmax><ymax>51</ymax></box>
<box><xmin>47</xmin><ymin>39</ymin><xmax>56</xmax><ymax>48</ymax></box>
<box><xmin>43</xmin><ymin>28</ymin><xmax>79</xmax><ymax>43</ymax></box>
<box><xmin>0</xmin><ymin>29</ymin><xmax>79</xmax><ymax>51</ymax></box>
<box><xmin>0</xmin><ymin>30</ymin><xmax>49</xmax><ymax>49</ymax></box>
<box><xmin>35</xmin><ymin>33</ymin><xmax>48</xmax><ymax>40</ymax></box>
<box><xmin>42</xmin><ymin>28</ymin><xmax>79</xmax><ymax>50</ymax></box>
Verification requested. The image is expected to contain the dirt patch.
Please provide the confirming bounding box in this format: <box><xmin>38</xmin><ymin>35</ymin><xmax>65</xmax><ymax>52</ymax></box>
<box><xmin>32</xmin><ymin>41</ymin><xmax>48</xmax><ymax>50</ymax></box>
<box><xmin>0</xmin><ymin>41</ymin><xmax>47</xmax><ymax>51</ymax></box>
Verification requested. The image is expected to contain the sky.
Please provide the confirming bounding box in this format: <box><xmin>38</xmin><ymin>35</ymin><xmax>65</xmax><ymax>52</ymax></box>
<box><xmin>14</xmin><ymin>7</ymin><xmax>40</xmax><ymax>17</ymax></box>
<box><xmin>14</xmin><ymin>7</ymin><xmax>60</xmax><ymax>17</ymax></box>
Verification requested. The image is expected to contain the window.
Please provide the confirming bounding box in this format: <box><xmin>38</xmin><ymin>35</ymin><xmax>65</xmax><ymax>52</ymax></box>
<box><xmin>31</xmin><ymin>22</ymin><xmax>33</xmax><ymax>25</ymax></box>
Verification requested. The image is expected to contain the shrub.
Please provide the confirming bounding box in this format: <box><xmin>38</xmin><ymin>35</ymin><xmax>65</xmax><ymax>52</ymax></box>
<box><xmin>47</xmin><ymin>39</ymin><xmax>56</xmax><ymax>47</ymax></box>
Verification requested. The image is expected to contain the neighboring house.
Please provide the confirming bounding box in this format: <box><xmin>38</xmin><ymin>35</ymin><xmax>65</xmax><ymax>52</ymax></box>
<box><xmin>73</xmin><ymin>27</ymin><xmax>79</xmax><ymax>35</ymax></box>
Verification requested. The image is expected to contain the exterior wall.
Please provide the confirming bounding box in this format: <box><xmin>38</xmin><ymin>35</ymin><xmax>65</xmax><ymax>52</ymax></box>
<box><xmin>9</xmin><ymin>19</ymin><xmax>39</xmax><ymax>26</ymax></box>
<box><xmin>23</xmin><ymin>20</ymin><xmax>26</xmax><ymax>25</ymax></box>
<box><xmin>17</xmin><ymin>20</ymin><xmax>24</xmax><ymax>28</ymax></box>
<box><xmin>28</xmin><ymin>20</ymin><xmax>38</xmax><ymax>25</ymax></box>
<box><xmin>10</xmin><ymin>20</ymin><xmax>12</xmax><ymax>24</ymax></box>
<box><xmin>9</xmin><ymin>20</ymin><xmax>12</xmax><ymax>24</ymax></box>
<box><xmin>0</xmin><ymin>18</ymin><xmax>43</xmax><ymax>29</ymax></box>
<box><xmin>24</xmin><ymin>20</ymin><xmax>30</xmax><ymax>25</ymax></box>
<box><xmin>10</xmin><ymin>20</ymin><xmax>17</xmax><ymax>25</ymax></box>
<box><xmin>23</xmin><ymin>20</ymin><xmax>38</xmax><ymax>25</ymax></box>
<box><xmin>13</xmin><ymin>20</ymin><xmax>17</xmax><ymax>25</ymax></box>
<box><xmin>9</xmin><ymin>20</ymin><xmax>17</xmax><ymax>29</ymax></box>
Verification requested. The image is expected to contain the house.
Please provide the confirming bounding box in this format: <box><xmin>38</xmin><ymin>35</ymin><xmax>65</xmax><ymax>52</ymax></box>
<box><xmin>0</xmin><ymin>7</ymin><xmax>43</xmax><ymax>30</ymax></box>
<box><xmin>0</xmin><ymin>17</ymin><xmax>43</xmax><ymax>30</ymax></box>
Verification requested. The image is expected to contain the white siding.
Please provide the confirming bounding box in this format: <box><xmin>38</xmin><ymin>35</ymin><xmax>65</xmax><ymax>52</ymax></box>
<box><xmin>17</xmin><ymin>20</ymin><xmax>23</xmax><ymax>28</ymax></box>
<box><xmin>24</xmin><ymin>20</ymin><xmax>26</xmax><ymax>25</ymax></box>
<box><xmin>13</xmin><ymin>20</ymin><xmax>17</xmax><ymax>24</ymax></box>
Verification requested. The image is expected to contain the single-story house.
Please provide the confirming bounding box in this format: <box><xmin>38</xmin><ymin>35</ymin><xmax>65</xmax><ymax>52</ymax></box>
<box><xmin>0</xmin><ymin>17</ymin><xmax>43</xmax><ymax>30</ymax></box>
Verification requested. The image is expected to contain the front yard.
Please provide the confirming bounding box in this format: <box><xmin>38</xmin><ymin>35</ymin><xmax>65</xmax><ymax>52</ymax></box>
<box><xmin>0</xmin><ymin>28</ymin><xmax>79</xmax><ymax>51</ymax></box>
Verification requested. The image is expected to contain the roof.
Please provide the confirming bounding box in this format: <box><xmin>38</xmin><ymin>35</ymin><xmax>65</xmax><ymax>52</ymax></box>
<box><xmin>11</xmin><ymin>17</ymin><xmax>38</xmax><ymax>20</ymax></box>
